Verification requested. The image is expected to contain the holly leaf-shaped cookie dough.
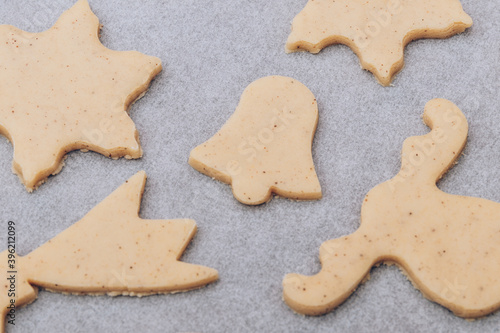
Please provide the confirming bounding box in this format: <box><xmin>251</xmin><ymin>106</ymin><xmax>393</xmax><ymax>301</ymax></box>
<box><xmin>0</xmin><ymin>0</ymin><xmax>162</xmax><ymax>191</ymax></box>
<box><xmin>189</xmin><ymin>76</ymin><xmax>322</xmax><ymax>205</ymax></box>
<box><xmin>286</xmin><ymin>0</ymin><xmax>472</xmax><ymax>86</ymax></box>
<box><xmin>0</xmin><ymin>171</ymin><xmax>218</xmax><ymax>331</ymax></box>
<box><xmin>283</xmin><ymin>99</ymin><xmax>500</xmax><ymax>318</ymax></box>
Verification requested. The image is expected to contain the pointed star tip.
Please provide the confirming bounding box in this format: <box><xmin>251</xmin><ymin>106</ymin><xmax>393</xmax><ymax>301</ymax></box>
<box><xmin>67</xmin><ymin>0</ymin><xmax>94</xmax><ymax>17</ymax></box>
<box><xmin>127</xmin><ymin>170</ymin><xmax>147</xmax><ymax>186</ymax></box>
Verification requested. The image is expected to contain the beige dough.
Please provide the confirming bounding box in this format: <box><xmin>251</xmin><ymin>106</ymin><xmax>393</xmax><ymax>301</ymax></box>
<box><xmin>286</xmin><ymin>0</ymin><xmax>472</xmax><ymax>86</ymax></box>
<box><xmin>0</xmin><ymin>171</ymin><xmax>218</xmax><ymax>332</ymax></box>
<box><xmin>0</xmin><ymin>0</ymin><xmax>162</xmax><ymax>191</ymax></box>
<box><xmin>283</xmin><ymin>99</ymin><xmax>500</xmax><ymax>318</ymax></box>
<box><xmin>189</xmin><ymin>76</ymin><xmax>321</xmax><ymax>205</ymax></box>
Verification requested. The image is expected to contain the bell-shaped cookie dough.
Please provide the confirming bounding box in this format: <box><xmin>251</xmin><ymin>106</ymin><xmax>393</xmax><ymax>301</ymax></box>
<box><xmin>286</xmin><ymin>0</ymin><xmax>472</xmax><ymax>86</ymax></box>
<box><xmin>0</xmin><ymin>171</ymin><xmax>218</xmax><ymax>331</ymax></box>
<box><xmin>189</xmin><ymin>76</ymin><xmax>322</xmax><ymax>205</ymax></box>
<box><xmin>284</xmin><ymin>99</ymin><xmax>500</xmax><ymax>318</ymax></box>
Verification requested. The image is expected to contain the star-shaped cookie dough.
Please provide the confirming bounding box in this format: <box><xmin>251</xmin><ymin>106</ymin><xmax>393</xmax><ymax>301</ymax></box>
<box><xmin>0</xmin><ymin>171</ymin><xmax>218</xmax><ymax>331</ymax></box>
<box><xmin>0</xmin><ymin>0</ymin><xmax>162</xmax><ymax>191</ymax></box>
<box><xmin>286</xmin><ymin>0</ymin><xmax>472</xmax><ymax>86</ymax></box>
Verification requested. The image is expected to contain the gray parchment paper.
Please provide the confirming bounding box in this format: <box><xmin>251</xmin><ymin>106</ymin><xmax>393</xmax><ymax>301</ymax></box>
<box><xmin>0</xmin><ymin>0</ymin><xmax>499</xmax><ymax>332</ymax></box>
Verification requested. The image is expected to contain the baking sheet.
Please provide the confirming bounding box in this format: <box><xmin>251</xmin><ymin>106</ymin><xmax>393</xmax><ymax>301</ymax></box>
<box><xmin>0</xmin><ymin>0</ymin><xmax>499</xmax><ymax>332</ymax></box>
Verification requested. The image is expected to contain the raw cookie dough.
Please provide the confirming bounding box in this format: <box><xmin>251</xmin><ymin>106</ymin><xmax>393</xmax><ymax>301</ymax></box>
<box><xmin>0</xmin><ymin>171</ymin><xmax>218</xmax><ymax>332</ymax></box>
<box><xmin>0</xmin><ymin>0</ymin><xmax>162</xmax><ymax>191</ymax></box>
<box><xmin>189</xmin><ymin>76</ymin><xmax>322</xmax><ymax>205</ymax></box>
<box><xmin>283</xmin><ymin>99</ymin><xmax>500</xmax><ymax>318</ymax></box>
<box><xmin>286</xmin><ymin>0</ymin><xmax>472</xmax><ymax>86</ymax></box>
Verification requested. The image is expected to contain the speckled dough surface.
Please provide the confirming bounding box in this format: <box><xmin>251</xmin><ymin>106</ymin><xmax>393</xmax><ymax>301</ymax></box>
<box><xmin>0</xmin><ymin>0</ymin><xmax>161</xmax><ymax>191</ymax></box>
<box><xmin>189</xmin><ymin>76</ymin><xmax>321</xmax><ymax>205</ymax></box>
<box><xmin>283</xmin><ymin>99</ymin><xmax>500</xmax><ymax>318</ymax></box>
<box><xmin>0</xmin><ymin>0</ymin><xmax>498</xmax><ymax>332</ymax></box>
<box><xmin>286</xmin><ymin>0</ymin><xmax>473</xmax><ymax>86</ymax></box>
<box><xmin>0</xmin><ymin>171</ymin><xmax>218</xmax><ymax>333</ymax></box>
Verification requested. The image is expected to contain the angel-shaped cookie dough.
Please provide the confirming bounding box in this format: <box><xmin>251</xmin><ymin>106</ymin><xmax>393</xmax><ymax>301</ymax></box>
<box><xmin>286</xmin><ymin>0</ymin><xmax>472</xmax><ymax>86</ymax></box>
<box><xmin>0</xmin><ymin>172</ymin><xmax>218</xmax><ymax>332</ymax></box>
<box><xmin>284</xmin><ymin>99</ymin><xmax>500</xmax><ymax>318</ymax></box>
<box><xmin>189</xmin><ymin>76</ymin><xmax>322</xmax><ymax>205</ymax></box>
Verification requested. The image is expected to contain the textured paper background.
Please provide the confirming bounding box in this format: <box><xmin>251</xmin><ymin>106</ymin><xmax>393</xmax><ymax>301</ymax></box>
<box><xmin>0</xmin><ymin>0</ymin><xmax>499</xmax><ymax>332</ymax></box>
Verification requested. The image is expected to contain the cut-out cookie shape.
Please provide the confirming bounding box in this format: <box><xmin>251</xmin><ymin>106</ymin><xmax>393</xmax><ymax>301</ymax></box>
<box><xmin>0</xmin><ymin>0</ymin><xmax>162</xmax><ymax>191</ymax></box>
<box><xmin>283</xmin><ymin>99</ymin><xmax>500</xmax><ymax>318</ymax></box>
<box><xmin>286</xmin><ymin>0</ymin><xmax>472</xmax><ymax>86</ymax></box>
<box><xmin>189</xmin><ymin>76</ymin><xmax>321</xmax><ymax>205</ymax></box>
<box><xmin>0</xmin><ymin>171</ymin><xmax>218</xmax><ymax>331</ymax></box>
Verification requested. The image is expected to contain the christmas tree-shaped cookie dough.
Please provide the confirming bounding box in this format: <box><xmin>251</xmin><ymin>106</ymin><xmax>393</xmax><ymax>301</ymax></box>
<box><xmin>0</xmin><ymin>0</ymin><xmax>162</xmax><ymax>191</ymax></box>
<box><xmin>286</xmin><ymin>0</ymin><xmax>472</xmax><ymax>86</ymax></box>
<box><xmin>189</xmin><ymin>76</ymin><xmax>321</xmax><ymax>205</ymax></box>
<box><xmin>0</xmin><ymin>171</ymin><xmax>218</xmax><ymax>332</ymax></box>
<box><xmin>284</xmin><ymin>99</ymin><xmax>500</xmax><ymax>318</ymax></box>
